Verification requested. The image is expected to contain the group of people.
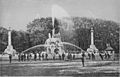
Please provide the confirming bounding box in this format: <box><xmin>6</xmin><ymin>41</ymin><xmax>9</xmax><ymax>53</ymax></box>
<box><xmin>16</xmin><ymin>52</ymin><xmax>78</xmax><ymax>62</ymax></box>
<box><xmin>87</xmin><ymin>51</ymin><xmax>114</xmax><ymax>60</ymax></box>
<box><xmin>99</xmin><ymin>51</ymin><xmax>113</xmax><ymax>60</ymax></box>
<box><xmin>18</xmin><ymin>53</ymin><xmax>32</xmax><ymax>61</ymax></box>
<box><xmin>18</xmin><ymin>53</ymin><xmax>41</xmax><ymax>61</ymax></box>
<box><xmin>8</xmin><ymin>52</ymin><xmax>86</xmax><ymax>67</ymax></box>
<box><xmin>7</xmin><ymin>50</ymin><xmax>114</xmax><ymax>68</ymax></box>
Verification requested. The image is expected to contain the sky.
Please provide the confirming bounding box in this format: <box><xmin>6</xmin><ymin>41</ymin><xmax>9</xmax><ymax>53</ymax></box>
<box><xmin>0</xmin><ymin>0</ymin><xmax>119</xmax><ymax>31</ymax></box>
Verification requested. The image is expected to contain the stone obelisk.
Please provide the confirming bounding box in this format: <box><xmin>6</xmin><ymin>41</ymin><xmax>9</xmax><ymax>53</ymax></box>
<box><xmin>8</xmin><ymin>27</ymin><xmax>12</xmax><ymax>46</ymax></box>
<box><xmin>4</xmin><ymin>27</ymin><xmax>16</xmax><ymax>55</ymax></box>
<box><xmin>89</xmin><ymin>27</ymin><xmax>98</xmax><ymax>52</ymax></box>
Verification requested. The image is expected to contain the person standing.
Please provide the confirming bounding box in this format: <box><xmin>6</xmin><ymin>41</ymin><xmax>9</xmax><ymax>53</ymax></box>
<box><xmin>27</xmin><ymin>54</ymin><xmax>30</xmax><ymax>61</ymax></box>
<box><xmin>18</xmin><ymin>53</ymin><xmax>21</xmax><ymax>62</ymax></box>
<box><xmin>92</xmin><ymin>53</ymin><xmax>95</xmax><ymax>60</ymax></box>
<box><xmin>81</xmin><ymin>52</ymin><xmax>85</xmax><ymax>67</ymax></box>
<box><xmin>62</xmin><ymin>53</ymin><xmax>65</xmax><ymax>60</ymax></box>
<box><xmin>59</xmin><ymin>54</ymin><xmax>61</xmax><ymax>60</ymax></box>
<box><xmin>69</xmin><ymin>53</ymin><xmax>72</xmax><ymax>60</ymax></box>
<box><xmin>42</xmin><ymin>53</ymin><xmax>44</xmax><ymax>60</ymax></box>
<box><xmin>53</xmin><ymin>55</ymin><xmax>55</xmax><ymax>60</ymax></box>
<box><xmin>107</xmin><ymin>52</ymin><xmax>110</xmax><ymax>60</ymax></box>
<box><xmin>88</xmin><ymin>53</ymin><xmax>91</xmax><ymax>60</ymax></box>
<box><xmin>99</xmin><ymin>53</ymin><xmax>103</xmax><ymax>60</ymax></box>
<box><xmin>73</xmin><ymin>54</ymin><xmax>75</xmax><ymax>60</ymax></box>
<box><xmin>34</xmin><ymin>53</ymin><xmax>37</xmax><ymax>61</ymax></box>
<box><xmin>45</xmin><ymin>53</ymin><xmax>48</xmax><ymax>60</ymax></box>
<box><xmin>9</xmin><ymin>54</ymin><xmax>12</xmax><ymax>63</ymax></box>
<box><xmin>21</xmin><ymin>54</ymin><xmax>24</xmax><ymax>61</ymax></box>
<box><xmin>104</xmin><ymin>51</ymin><xmax>107</xmax><ymax>60</ymax></box>
<box><xmin>67</xmin><ymin>53</ymin><xmax>70</xmax><ymax>60</ymax></box>
<box><xmin>23</xmin><ymin>53</ymin><xmax>26</xmax><ymax>61</ymax></box>
<box><xmin>39</xmin><ymin>53</ymin><xmax>41</xmax><ymax>60</ymax></box>
<box><xmin>29</xmin><ymin>53</ymin><xmax>32</xmax><ymax>61</ymax></box>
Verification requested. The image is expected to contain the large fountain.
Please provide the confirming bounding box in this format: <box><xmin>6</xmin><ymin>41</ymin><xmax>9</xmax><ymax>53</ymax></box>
<box><xmin>22</xmin><ymin>5</ymin><xmax>84</xmax><ymax>57</ymax></box>
<box><xmin>22</xmin><ymin>31</ymin><xmax>84</xmax><ymax>58</ymax></box>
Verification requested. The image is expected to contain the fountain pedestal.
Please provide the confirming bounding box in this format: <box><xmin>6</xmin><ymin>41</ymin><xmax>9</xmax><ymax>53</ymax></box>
<box><xmin>89</xmin><ymin>44</ymin><xmax>98</xmax><ymax>51</ymax></box>
<box><xmin>45</xmin><ymin>33</ymin><xmax>65</xmax><ymax>55</ymax></box>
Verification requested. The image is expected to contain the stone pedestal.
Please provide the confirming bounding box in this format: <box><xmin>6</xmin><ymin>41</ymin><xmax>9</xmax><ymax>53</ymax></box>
<box><xmin>4</xmin><ymin>45</ymin><xmax>16</xmax><ymax>55</ymax></box>
<box><xmin>90</xmin><ymin>44</ymin><xmax>98</xmax><ymax>52</ymax></box>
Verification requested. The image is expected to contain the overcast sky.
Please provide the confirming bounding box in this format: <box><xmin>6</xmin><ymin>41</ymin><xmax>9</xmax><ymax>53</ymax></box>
<box><xmin>0</xmin><ymin>0</ymin><xmax>119</xmax><ymax>31</ymax></box>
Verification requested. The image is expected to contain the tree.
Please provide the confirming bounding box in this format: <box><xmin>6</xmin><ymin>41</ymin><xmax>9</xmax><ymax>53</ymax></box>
<box><xmin>0</xmin><ymin>27</ymin><xmax>8</xmax><ymax>53</ymax></box>
<box><xmin>0</xmin><ymin>17</ymin><xmax>119</xmax><ymax>53</ymax></box>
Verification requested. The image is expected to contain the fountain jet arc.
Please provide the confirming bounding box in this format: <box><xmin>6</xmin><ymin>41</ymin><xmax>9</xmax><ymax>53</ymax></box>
<box><xmin>52</xmin><ymin>5</ymin><xmax>55</xmax><ymax>38</ymax></box>
<box><xmin>22</xmin><ymin>44</ymin><xmax>48</xmax><ymax>53</ymax></box>
<box><xmin>61</xmin><ymin>42</ymin><xmax>84</xmax><ymax>52</ymax></box>
<box><xmin>22</xmin><ymin>41</ymin><xmax>84</xmax><ymax>54</ymax></box>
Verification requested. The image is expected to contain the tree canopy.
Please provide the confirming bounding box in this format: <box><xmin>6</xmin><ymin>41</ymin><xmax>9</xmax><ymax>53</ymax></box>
<box><xmin>0</xmin><ymin>17</ymin><xmax>119</xmax><ymax>53</ymax></box>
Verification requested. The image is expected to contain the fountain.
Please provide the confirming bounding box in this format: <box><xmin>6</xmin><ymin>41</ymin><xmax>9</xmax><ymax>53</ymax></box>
<box><xmin>22</xmin><ymin>4</ymin><xmax>84</xmax><ymax>58</ymax></box>
<box><xmin>22</xmin><ymin>30</ymin><xmax>83</xmax><ymax>56</ymax></box>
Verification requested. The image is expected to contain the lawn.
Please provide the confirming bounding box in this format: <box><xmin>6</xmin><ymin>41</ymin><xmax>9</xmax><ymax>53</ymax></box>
<box><xmin>0</xmin><ymin>60</ymin><xmax>119</xmax><ymax>76</ymax></box>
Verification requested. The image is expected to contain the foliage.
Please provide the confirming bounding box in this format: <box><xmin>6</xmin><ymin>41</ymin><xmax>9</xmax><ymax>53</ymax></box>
<box><xmin>0</xmin><ymin>17</ymin><xmax>119</xmax><ymax>53</ymax></box>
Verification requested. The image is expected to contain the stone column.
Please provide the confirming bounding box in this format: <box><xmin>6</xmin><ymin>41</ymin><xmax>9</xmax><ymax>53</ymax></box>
<box><xmin>8</xmin><ymin>27</ymin><xmax>12</xmax><ymax>46</ymax></box>
<box><xmin>91</xmin><ymin>27</ymin><xmax>94</xmax><ymax>45</ymax></box>
<box><xmin>89</xmin><ymin>27</ymin><xmax>98</xmax><ymax>52</ymax></box>
<box><xmin>4</xmin><ymin>27</ymin><xmax>16</xmax><ymax>55</ymax></box>
<box><xmin>52</xmin><ymin>28</ymin><xmax>55</xmax><ymax>38</ymax></box>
